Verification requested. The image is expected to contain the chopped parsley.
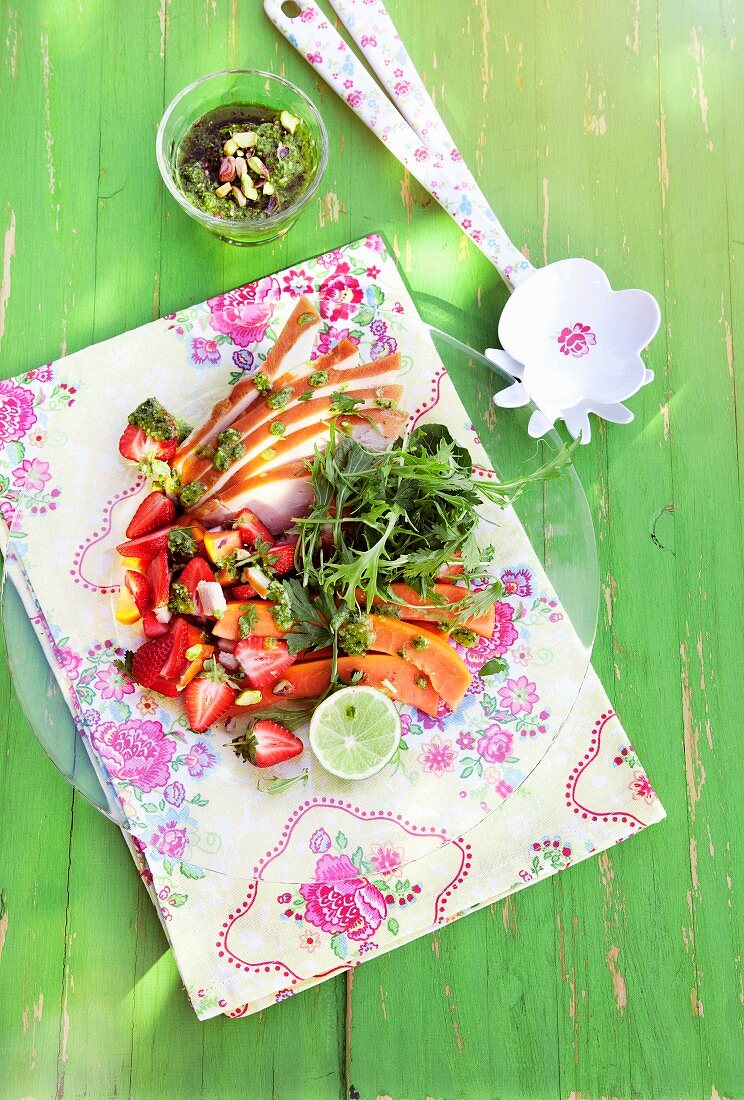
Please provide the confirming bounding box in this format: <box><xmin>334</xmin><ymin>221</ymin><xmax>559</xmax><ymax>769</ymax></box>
<box><xmin>168</xmin><ymin>581</ymin><xmax>195</xmax><ymax>614</ymax></box>
<box><xmin>267</xmin><ymin>387</ymin><xmax>292</xmax><ymax>410</ymax></box>
<box><xmin>269</xmin><ymin>421</ymin><xmax>286</xmax><ymax>437</ymax></box>
<box><xmin>175</xmin><ymin>418</ymin><xmax>193</xmax><ymax>443</ymax></box>
<box><xmin>238</xmin><ymin>604</ymin><xmax>259</xmax><ymax>639</ymax></box>
<box><xmin>212</xmin><ymin>428</ymin><xmax>245</xmax><ymax>472</ymax></box>
<box><xmin>329</xmin><ymin>391</ymin><xmax>365</xmax><ymax>415</ymax></box>
<box><xmin>180</xmin><ymin>481</ymin><xmax>205</xmax><ymax>509</ymax></box>
<box><xmin>167</xmin><ymin>526</ymin><xmax>199</xmax><ymax>564</ymax></box>
<box><xmin>252</xmin><ymin>372</ymin><xmax>271</xmax><ymax>393</ymax></box>
<box><xmin>298</xmin><ymin>389</ymin><xmax>314</xmax><ymax>402</ymax></box>
<box><xmin>297</xmin><ymin>312</ymin><xmax>317</xmax><ymax>326</ymax></box>
<box><xmin>308</xmin><ymin>370</ymin><xmax>328</xmax><ymax>388</ymax></box>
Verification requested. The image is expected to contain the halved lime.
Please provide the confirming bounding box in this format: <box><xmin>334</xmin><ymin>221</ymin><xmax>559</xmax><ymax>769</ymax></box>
<box><xmin>309</xmin><ymin>686</ymin><xmax>401</xmax><ymax>780</ymax></box>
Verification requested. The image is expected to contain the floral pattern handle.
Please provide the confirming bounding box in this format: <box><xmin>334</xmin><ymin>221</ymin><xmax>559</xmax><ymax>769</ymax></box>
<box><xmin>329</xmin><ymin>0</ymin><xmax>492</xmax><ymax>218</ymax></box>
<box><xmin>263</xmin><ymin>0</ymin><xmax>533</xmax><ymax>289</ymax></box>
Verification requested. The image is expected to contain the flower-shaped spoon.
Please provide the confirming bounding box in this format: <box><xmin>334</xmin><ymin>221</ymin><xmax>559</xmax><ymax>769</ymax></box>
<box><xmin>265</xmin><ymin>0</ymin><xmax>661</xmax><ymax>442</ymax></box>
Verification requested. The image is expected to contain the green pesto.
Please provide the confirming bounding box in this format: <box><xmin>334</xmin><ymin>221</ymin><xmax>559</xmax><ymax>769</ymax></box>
<box><xmin>179</xmin><ymin>481</ymin><xmax>205</xmax><ymax>509</ymax></box>
<box><xmin>167</xmin><ymin>526</ymin><xmax>198</xmax><ymax>564</ymax></box>
<box><xmin>128</xmin><ymin>397</ymin><xmax>175</xmax><ymax>441</ymax></box>
<box><xmin>168</xmin><ymin>581</ymin><xmax>195</xmax><ymax>615</ymax></box>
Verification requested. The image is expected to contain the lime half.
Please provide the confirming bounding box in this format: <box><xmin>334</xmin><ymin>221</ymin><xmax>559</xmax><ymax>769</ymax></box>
<box><xmin>309</xmin><ymin>686</ymin><xmax>401</xmax><ymax>780</ymax></box>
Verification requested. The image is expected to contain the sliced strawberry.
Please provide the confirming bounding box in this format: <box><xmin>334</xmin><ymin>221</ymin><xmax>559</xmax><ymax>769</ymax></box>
<box><xmin>132</xmin><ymin>630</ymin><xmax>176</xmax><ymax>692</ymax></box>
<box><xmin>234</xmin><ymin>636</ymin><xmax>296</xmax><ymax>690</ymax></box>
<box><xmin>116</xmin><ymin>524</ymin><xmax>176</xmax><ymax>562</ymax></box>
<box><xmin>119</xmin><ymin>424</ymin><xmax>177</xmax><ymax>464</ymax></box>
<box><xmin>184</xmin><ymin>658</ymin><xmax>236</xmax><ymax>732</ymax></box>
<box><xmin>234</xmin><ymin>508</ymin><xmax>275</xmax><ymax>549</ymax></box>
<box><xmin>142</xmin><ymin>610</ymin><xmax>170</xmax><ymax>638</ymax></box>
<box><xmin>126</xmin><ymin>491</ymin><xmax>177</xmax><ymax>540</ymax></box>
<box><xmin>231</xmin><ymin>582</ymin><xmax>257</xmax><ymax>600</ymax></box>
<box><xmin>159</xmin><ymin>616</ymin><xmax>189</xmax><ymax>680</ymax></box>
<box><xmin>124</xmin><ymin>569</ymin><xmax>151</xmax><ymax>614</ymax></box>
<box><xmin>179</xmin><ymin>556</ymin><xmax>215</xmax><ymax>601</ymax></box>
<box><xmin>266</xmin><ymin>540</ymin><xmax>296</xmax><ymax>576</ymax></box>
<box><xmin>147</xmin><ymin>551</ymin><xmax>170</xmax><ymax>609</ymax></box>
<box><xmin>244</xmin><ymin>719</ymin><xmax>303</xmax><ymax>768</ymax></box>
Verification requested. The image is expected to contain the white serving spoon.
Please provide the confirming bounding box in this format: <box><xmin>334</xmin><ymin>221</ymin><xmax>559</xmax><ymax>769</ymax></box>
<box><xmin>264</xmin><ymin>0</ymin><xmax>660</xmax><ymax>441</ymax></box>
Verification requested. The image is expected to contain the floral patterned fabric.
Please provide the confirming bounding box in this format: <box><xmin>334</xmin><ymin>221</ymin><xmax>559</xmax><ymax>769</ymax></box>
<box><xmin>0</xmin><ymin>234</ymin><xmax>665</xmax><ymax>1019</ymax></box>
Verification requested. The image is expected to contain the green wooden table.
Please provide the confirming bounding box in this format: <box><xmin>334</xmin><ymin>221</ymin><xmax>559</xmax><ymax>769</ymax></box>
<box><xmin>0</xmin><ymin>2</ymin><xmax>741</xmax><ymax>1097</ymax></box>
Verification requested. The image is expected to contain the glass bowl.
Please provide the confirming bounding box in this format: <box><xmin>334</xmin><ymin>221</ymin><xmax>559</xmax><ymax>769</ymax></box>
<box><xmin>156</xmin><ymin>69</ymin><xmax>328</xmax><ymax>245</ymax></box>
<box><xmin>1</xmin><ymin>296</ymin><xmax>597</xmax><ymax>878</ymax></box>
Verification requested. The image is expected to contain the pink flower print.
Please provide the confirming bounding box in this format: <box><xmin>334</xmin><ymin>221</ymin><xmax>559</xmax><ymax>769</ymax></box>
<box><xmin>391</xmin><ymin>301</ymin><xmax>404</xmax><ymax>314</ymax></box>
<box><xmin>299</xmin><ymin>929</ymin><xmax>321</xmax><ymax>953</ymax></box>
<box><xmin>512</xmin><ymin>644</ymin><xmax>532</xmax><ymax>666</ymax></box>
<box><xmin>399</xmin><ymin>713</ymin><xmax>413</xmax><ymax>738</ymax></box>
<box><xmin>282</xmin><ymin>267</ymin><xmax>314</xmax><ymax>297</ymax></box>
<box><xmin>318</xmin><ymin>247</ymin><xmax>346</xmax><ymax>269</ymax></box>
<box><xmin>491</xmin><ymin>777</ymin><xmax>513</xmax><ymax>799</ymax></box>
<box><xmin>477</xmin><ymin>725</ymin><xmax>513</xmax><ymax>764</ymax></box>
<box><xmin>207</xmin><ymin>276</ymin><xmax>281</xmax><ymax>347</ymax></box>
<box><xmin>28</xmin><ymin>429</ymin><xmax>47</xmax><ymax>448</ymax></box>
<box><xmin>0</xmin><ymin>380</ymin><xmax>37</xmax><ymax>443</ymax></box>
<box><xmin>164</xmin><ymin>781</ymin><xmax>185</xmax><ymax>807</ymax></box>
<box><xmin>629</xmin><ymin>771</ymin><xmax>655</xmax><ymax>804</ymax></box>
<box><xmin>319</xmin><ymin>267</ymin><xmax>364</xmax><ymax>321</ymax></box>
<box><xmin>360</xmin><ymin>34</ymin><xmax>377</xmax><ymax>47</ymax></box>
<box><xmin>365</xmin><ymin>235</ymin><xmax>384</xmax><ymax>253</ymax></box>
<box><xmin>190</xmin><ymin>337</ymin><xmax>220</xmax><ymax>365</ymax></box>
<box><xmin>94</xmin><ymin>663</ymin><xmax>135</xmax><ymax>701</ymax></box>
<box><xmin>394</xmin><ymin>80</ymin><xmax>411</xmax><ymax>96</ymax></box>
<box><xmin>232</xmin><ymin>348</ymin><xmax>254</xmax><ymax>371</ymax></box>
<box><xmin>300</xmin><ymin>854</ymin><xmax>386</xmax><ymax>941</ymax></box>
<box><xmin>471</xmin><ymin>229</ymin><xmax>484</xmax><ymax>244</ymax></box>
<box><xmin>307</xmin><ymin>51</ymin><xmax>323</xmax><ymax>64</ymax></box>
<box><xmin>368</xmin><ymin>843</ymin><xmax>403</xmax><ymax>875</ymax></box>
<box><xmin>456</xmin><ymin>731</ymin><xmax>475</xmax><ymax>751</ymax></box>
<box><xmin>343</xmin><ymin>79</ymin><xmax>354</xmax><ymax>89</ymax></box>
<box><xmin>558</xmin><ymin>322</ymin><xmax>597</xmax><ymax>358</ymax></box>
<box><xmin>314</xmin><ymin>325</ymin><xmax>360</xmax><ymax>359</ymax></box>
<box><xmin>418</xmin><ymin>735</ymin><xmax>457</xmax><ymax>775</ymax></box>
<box><xmin>369</xmin><ymin>318</ymin><xmax>387</xmax><ymax>337</ymax></box>
<box><xmin>26</xmin><ymin>364</ymin><xmax>54</xmax><ymax>382</ymax></box>
<box><xmin>461</xmin><ymin>218</ymin><xmax>472</xmax><ymax>230</ymax></box>
<box><xmin>309</xmin><ymin>828</ymin><xmax>331</xmax><ymax>854</ymax></box>
<box><xmin>370</xmin><ymin>335</ymin><xmax>397</xmax><ymax>360</ymax></box>
<box><xmin>137</xmin><ymin>694</ymin><xmax>160</xmax><ymax>716</ymax></box>
<box><xmin>56</xmin><ymin>646</ymin><xmax>82</xmax><ymax>682</ymax></box>
<box><xmin>151</xmin><ymin>822</ymin><xmax>187</xmax><ymax>859</ymax></box>
<box><xmin>299</xmin><ymin>5</ymin><xmax>315</xmax><ymax>20</ymax></box>
<box><xmin>450</xmin><ymin>149</ymin><xmax>463</xmax><ymax>163</ymax></box>
<box><xmin>501</xmin><ymin>567</ymin><xmax>532</xmax><ymax>597</ymax></box>
<box><xmin>366</xmin><ymin>265</ymin><xmax>381</xmax><ymax>279</ymax></box>
<box><xmin>498</xmin><ymin>675</ymin><xmax>539</xmax><ymax>716</ymax></box>
<box><xmin>12</xmin><ymin>458</ymin><xmax>51</xmax><ymax>493</ymax></box>
<box><xmin>394</xmin><ymin>67</ymin><xmax>404</xmax><ymax>78</ymax></box>
<box><xmin>419</xmin><ymin>702</ymin><xmax>448</xmax><ymax>732</ymax></box>
<box><xmin>463</xmin><ymin>603</ymin><xmax>518</xmax><ymax>672</ymax></box>
<box><xmin>92</xmin><ymin>719</ymin><xmax>176</xmax><ymax>792</ymax></box>
<box><xmin>413</xmin><ymin>147</ymin><xmax>429</xmax><ymax>162</ymax></box>
<box><xmin>183</xmin><ymin>740</ymin><xmax>217</xmax><ymax>778</ymax></box>
<box><xmin>346</xmin><ymin>90</ymin><xmax>363</xmax><ymax>108</ymax></box>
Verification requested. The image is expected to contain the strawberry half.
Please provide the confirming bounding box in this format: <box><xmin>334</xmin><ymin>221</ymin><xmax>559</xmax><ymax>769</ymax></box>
<box><xmin>266</xmin><ymin>540</ymin><xmax>296</xmax><ymax>576</ymax></box>
<box><xmin>142</xmin><ymin>610</ymin><xmax>170</xmax><ymax>638</ymax></box>
<box><xmin>243</xmin><ymin>720</ymin><xmax>304</xmax><ymax>768</ymax></box>
<box><xmin>230</xmin><ymin>582</ymin><xmax>257</xmax><ymax>600</ymax></box>
<box><xmin>234</xmin><ymin>636</ymin><xmax>296</xmax><ymax>690</ymax></box>
<box><xmin>116</xmin><ymin>524</ymin><xmax>176</xmax><ymax>562</ymax></box>
<box><xmin>179</xmin><ymin>556</ymin><xmax>215</xmax><ymax>601</ymax></box>
<box><xmin>159</xmin><ymin>616</ymin><xmax>189</xmax><ymax>681</ymax></box>
<box><xmin>124</xmin><ymin>569</ymin><xmax>151</xmax><ymax>614</ymax></box>
<box><xmin>119</xmin><ymin>424</ymin><xmax>177</xmax><ymax>464</ymax></box>
<box><xmin>184</xmin><ymin>658</ymin><xmax>236</xmax><ymax>732</ymax></box>
<box><xmin>132</xmin><ymin>630</ymin><xmax>179</xmax><ymax>696</ymax></box>
<box><xmin>234</xmin><ymin>508</ymin><xmax>274</xmax><ymax>548</ymax></box>
<box><xmin>126</xmin><ymin>491</ymin><xmax>177</xmax><ymax>540</ymax></box>
<box><xmin>147</xmin><ymin>551</ymin><xmax>170</xmax><ymax>609</ymax></box>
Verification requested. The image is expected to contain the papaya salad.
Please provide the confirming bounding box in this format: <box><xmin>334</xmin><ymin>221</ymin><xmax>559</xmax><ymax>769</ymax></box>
<box><xmin>113</xmin><ymin>297</ymin><xmax>573</xmax><ymax>775</ymax></box>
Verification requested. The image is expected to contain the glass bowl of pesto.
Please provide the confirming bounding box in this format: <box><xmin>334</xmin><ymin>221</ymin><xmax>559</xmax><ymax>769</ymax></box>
<box><xmin>157</xmin><ymin>69</ymin><xmax>328</xmax><ymax>245</ymax></box>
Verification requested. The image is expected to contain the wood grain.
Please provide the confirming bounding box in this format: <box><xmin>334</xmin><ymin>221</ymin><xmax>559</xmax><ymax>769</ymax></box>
<box><xmin>0</xmin><ymin>1</ymin><xmax>741</xmax><ymax>1098</ymax></box>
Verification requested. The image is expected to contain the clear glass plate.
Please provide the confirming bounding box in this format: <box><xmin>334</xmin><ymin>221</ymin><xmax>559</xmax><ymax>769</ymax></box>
<box><xmin>1</xmin><ymin>295</ymin><xmax>598</xmax><ymax>879</ymax></box>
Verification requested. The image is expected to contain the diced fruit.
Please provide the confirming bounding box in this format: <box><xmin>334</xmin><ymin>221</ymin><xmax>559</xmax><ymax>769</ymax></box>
<box><xmin>234</xmin><ymin>508</ymin><xmax>274</xmax><ymax>548</ymax></box>
<box><xmin>124</xmin><ymin>569</ymin><xmax>151</xmax><ymax>614</ymax></box>
<box><xmin>230</xmin><ymin>582</ymin><xmax>257</xmax><ymax>600</ymax></box>
<box><xmin>212</xmin><ymin>601</ymin><xmax>287</xmax><ymax>640</ymax></box>
<box><xmin>115</xmin><ymin>584</ymin><xmax>141</xmax><ymax>625</ymax></box>
<box><xmin>235</xmin><ymin>688</ymin><xmax>263</xmax><ymax>706</ymax></box>
<box><xmin>142</xmin><ymin>609</ymin><xmax>170</xmax><ymax>638</ymax></box>
<box><xmin>241</xmin><ymin>720</ymin><xmax>303</xmax><ymax>768</ymax></box>
<box><xmin>177</xmin><ymin>643</ymin><xmax>213</xmax><ymax>691</ymax></box>
<box><xmin>204</xmin><ymin>528</ymin><xmax>243</xmax><ymax>564</ymax></box>
<box><xmin>234</xmin><ymin>636</ymin><xmax>296</xmax><ymax>689</ymax></box>
<box><xmin>195</xmin><ymin>579</ymin><xmax>227</xmax><ymax>619</ymax></box>
<box><xmin>266</xmin><ymin>540</ymin><xmax>296</xmax><ymax>575</ymax></box>
<box><xmin>367</xmin><ymin>616</ymin><xmax>471</xmax><ymax>712</ymax></box>
<box><xmin>184</xmin><ymin>658</ymin><xmax>236</xmax><ymax>732</ymax></box>
<box><xmin>116</xmin><ymin>524</ymin><xmax>176</xmax><ymax>562</ymax></box>
<box><xmin>215</xmin><ymin>567</ymin><xmax>237</xmax><ymax>586</ymax></box>
<box><xmin>381</xmin><ymin>583</ymin><xmax>496</xmax><ymax>638</ymax></box>
<box><xmin>120</xmin><ymin>554</ymin><xmax>148</xmax><ymax>574</ymax></box>
<box><xmin>118</xmin><ymin>424</ymin><xmax>177</xmax><ymax>464</ymax></box>
<box><xmin>132</xmin><ymin>628</ymin><xmax>180</xmax><ymax>694</ymax></box>
<box><xmin>244</xmin><ymin>565</ymin><xmax>272</xmax><ymax>597</ymax></box>
<box><xmin>147</xmin><ymin>551</ymin><xmax>170</xmax><ymax>609</ymax></box>
<box><xmin>179</xmin><ymin>556</ymin><xmax>215</xmax><ymax>601</ymax></box>
<box><xmin>125</xmin><ymin>491</ymin><xmax>177</xmax><ymax>540</ymax></box>
<box><xmin>155</xmin><ymin>616</ymin><xmax>187</xmax><ymax>680</ymax></box>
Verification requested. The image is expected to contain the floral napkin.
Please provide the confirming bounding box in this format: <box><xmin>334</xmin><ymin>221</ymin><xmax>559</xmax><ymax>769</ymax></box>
<box><xmin>0</xmin><ymin>234</ymin><xmax>665</xmax><ymax>1018</ymax></box>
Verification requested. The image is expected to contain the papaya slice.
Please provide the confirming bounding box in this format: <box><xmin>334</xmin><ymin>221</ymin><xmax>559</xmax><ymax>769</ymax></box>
<box><xmin>367</xmin><ymin>616</ymin><xmax>471</xmax><ymax>712</ymax></box>
<box><xmin>376</xmin><ymin>583</ymin><xmax>495</xmax><ymax>638</ymax></box>
<box><xmin>211</xmin><ymin>601</ymin><xmax>287</xmax><ymax>640</ymax></box>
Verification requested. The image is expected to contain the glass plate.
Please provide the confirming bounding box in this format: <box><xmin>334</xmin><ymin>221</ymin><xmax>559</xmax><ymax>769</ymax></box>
<box><xmin>1</xmin><ymin>294</ymin><xmax>598</xmax><ymax>879</ymax></box>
